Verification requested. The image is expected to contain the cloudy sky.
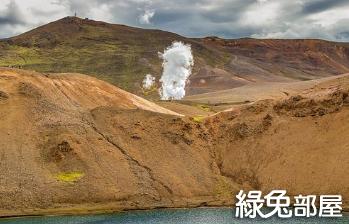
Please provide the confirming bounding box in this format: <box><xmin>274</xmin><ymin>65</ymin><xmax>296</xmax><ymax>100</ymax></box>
<box><xmin>1</xmin><ymin>0</ymin><xmax>349</xmax><ymax>41</ymax></box>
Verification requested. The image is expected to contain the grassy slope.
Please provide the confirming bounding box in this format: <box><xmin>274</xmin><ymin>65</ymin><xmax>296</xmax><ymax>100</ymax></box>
<box><xmin>0</xmin><ymin>17</ymin><xmax>228</xmax><ymax>95</ymax></box>
<box><xmin>1</xmin><ymin>17</ymin><xmax>349</xmax><ymax>96</ymax></box>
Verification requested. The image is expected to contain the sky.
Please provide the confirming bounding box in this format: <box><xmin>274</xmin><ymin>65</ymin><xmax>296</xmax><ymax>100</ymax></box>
<box><xmin>1</xmin><ymin>0</ymin><xmax>349</xmax><ymax>41</ymax></box>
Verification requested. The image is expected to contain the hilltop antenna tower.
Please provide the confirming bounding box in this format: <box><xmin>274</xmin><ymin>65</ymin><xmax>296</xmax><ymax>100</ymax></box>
<box><xmin>74</xmin><ymin>11</ymin><xmax>77</xmax><ymax>17</ymax></box>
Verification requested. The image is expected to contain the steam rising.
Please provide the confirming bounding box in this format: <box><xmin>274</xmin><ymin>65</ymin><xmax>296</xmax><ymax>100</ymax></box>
<box><xmin>142</xmin><ymin>74</ymin><xmax>155</xmax><ymax>89</ymax></box>
<box><xmin>159</xmin><ymin>41</ymin><xmax>194</xmax><ymax>100</ymax></box>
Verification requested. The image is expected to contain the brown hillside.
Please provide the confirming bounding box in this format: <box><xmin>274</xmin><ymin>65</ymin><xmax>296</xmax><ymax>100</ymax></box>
<box><xmin>201</xmin><ymin>37</ymin><xmax>349</xmax><ymax>80</ymax></box>
<box><xmin>0</xmin><ymin>68</ymin><xmax>348</xmax><ymax>216</ymax></box>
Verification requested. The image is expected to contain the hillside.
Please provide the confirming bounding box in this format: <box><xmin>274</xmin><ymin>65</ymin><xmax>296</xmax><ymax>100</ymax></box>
<box><xmin>0</xmin><ymin>17</ymin><xmax>224</xmax><ymax>95</ymax></box>
<box><xmin>184</xmin><ymin>74</ymin><xmax>349</xmax><ymax>105</ymax></box>
<box><xmin>0</xmin><ymin>68</ymin><xmax>348</xmax><ymax>216</ymax></box>
<box><xmin>1</xmin><ymin>17</ymin><xmax>349</xmax><ymax>96</ymax></box>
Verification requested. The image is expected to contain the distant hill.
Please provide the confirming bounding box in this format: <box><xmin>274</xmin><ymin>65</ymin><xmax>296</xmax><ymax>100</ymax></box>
<box><xmin>1</xmin><ymin>17</ymin><xmax>349</xmax><ymax>96</ymax></box>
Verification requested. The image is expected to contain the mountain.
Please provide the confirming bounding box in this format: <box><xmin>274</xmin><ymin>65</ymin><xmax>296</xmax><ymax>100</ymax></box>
<box><xmin>0</xmin><ymin>68</ymin><xmax>348</xmax><ymax>216</ymax></box>
<box><xmin>1</xmin><ymin>17</ymin><xmax>349</xmax><ymax>96</ymax></box>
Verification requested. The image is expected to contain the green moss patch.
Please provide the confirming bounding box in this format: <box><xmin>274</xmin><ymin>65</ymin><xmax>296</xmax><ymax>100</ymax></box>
<box><xmin>142</xmin><ymin>85</ymin><xmax>158</xmax><ymax>96</ymax></box>
<box><xmin>55</xmin><ymin>171</ymin><xmax>84</xmax><ymax>182</ymax></box>
<box><xmin>196</xmin><ymin>104</ymin><xmax>211</xmax><ymax>112</ymax></box>
<box><xmin>214</xmin><ymin>176</ymin><xmax>235</xmax><ymax>199</ymax></box>
<box><xmin>192</xmin><ymin>115</ymin><xmax>206</xmax><ymax>123</ymax></box>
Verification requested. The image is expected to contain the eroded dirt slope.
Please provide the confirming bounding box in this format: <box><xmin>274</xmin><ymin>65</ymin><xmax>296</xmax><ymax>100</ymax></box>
<box><xmin>0</xmin><ymin>68</ymin><xmax>229</xmax><ymax>216</ymax></box>
<box><xmin>0</xmin><ymin>68</ymin><xmax>348</xmax><ymax>216</ymax></box>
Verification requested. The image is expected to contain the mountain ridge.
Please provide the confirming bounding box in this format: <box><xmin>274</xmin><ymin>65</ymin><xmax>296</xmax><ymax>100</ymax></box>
<box><xmin>1</xmin><ymin>17</ymin><xmax>349</xmax><ymax>96</ymax></box>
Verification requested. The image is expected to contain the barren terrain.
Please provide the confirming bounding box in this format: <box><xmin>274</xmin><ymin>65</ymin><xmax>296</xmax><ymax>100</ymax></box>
<box><xmin>0</xmin><ymin>68</ymin><xmax>348</xmax><ymax>217</ymax></box>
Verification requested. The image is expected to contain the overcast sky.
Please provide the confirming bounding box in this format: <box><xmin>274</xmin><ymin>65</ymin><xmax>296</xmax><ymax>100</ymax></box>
<box><xmin>1</xmin><ymin>0</ymin><xmax>349</xmax><ymax>41</ymax></box>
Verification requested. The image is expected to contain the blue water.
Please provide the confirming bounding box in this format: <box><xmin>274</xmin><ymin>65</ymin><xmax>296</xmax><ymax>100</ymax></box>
<box><xmin>0</xmin><ymin>208</ymin><xmax>348</xmax><ymax>224</ymax></box>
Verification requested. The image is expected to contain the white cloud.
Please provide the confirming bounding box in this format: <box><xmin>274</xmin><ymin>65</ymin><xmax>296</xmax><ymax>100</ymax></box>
<box><xmin>138</xmin><ymin>9</ymin><xmax>155</xmax><ymax>24</ymax></box>
<box><xmin>241</xmin><ymin>1</ymin><xmax>280</xmax><ymax>26</ymax></box>
<box><xmin>89</xmin><ymin>3</ymin><xmax>113</xmax><ymax>21</ymax></box>
<box><xmin>308</xmin><ymin>6</ymin><xmax>349</xmax><ymax>27</ymax></box>
<box><xmin>0</xmin><ymin>0</ymin><xmax>349</xmax><ymax>41</ymax></box>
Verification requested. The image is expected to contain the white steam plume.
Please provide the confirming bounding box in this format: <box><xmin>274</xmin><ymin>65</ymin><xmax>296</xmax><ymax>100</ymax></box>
<box><xmin>159</xmin><ymin>41</ymin><xmax>194</xmax><ymax>100</ymax></box>
<box><xmin>142</xmin><ymin>74</ymin><xmax>155</xmax><ymax>89</ymax></box>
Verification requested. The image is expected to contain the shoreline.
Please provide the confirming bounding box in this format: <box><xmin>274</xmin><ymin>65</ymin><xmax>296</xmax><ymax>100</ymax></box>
<box><xmin>0</xmin><ymin>200</ymin><xmax>231</xmax><ymax>219</ymax></box>
<box><xmin>1</xmin><ymin>204</ymin><xmax>348</xmax><ymax>220</ymax></box>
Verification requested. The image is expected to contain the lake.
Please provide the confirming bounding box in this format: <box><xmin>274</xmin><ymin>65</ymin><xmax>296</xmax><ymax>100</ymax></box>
<box><xmin>0</xmin><ymin>208</ymin><xmax>348</xmax><ymax>224</ymax></box>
